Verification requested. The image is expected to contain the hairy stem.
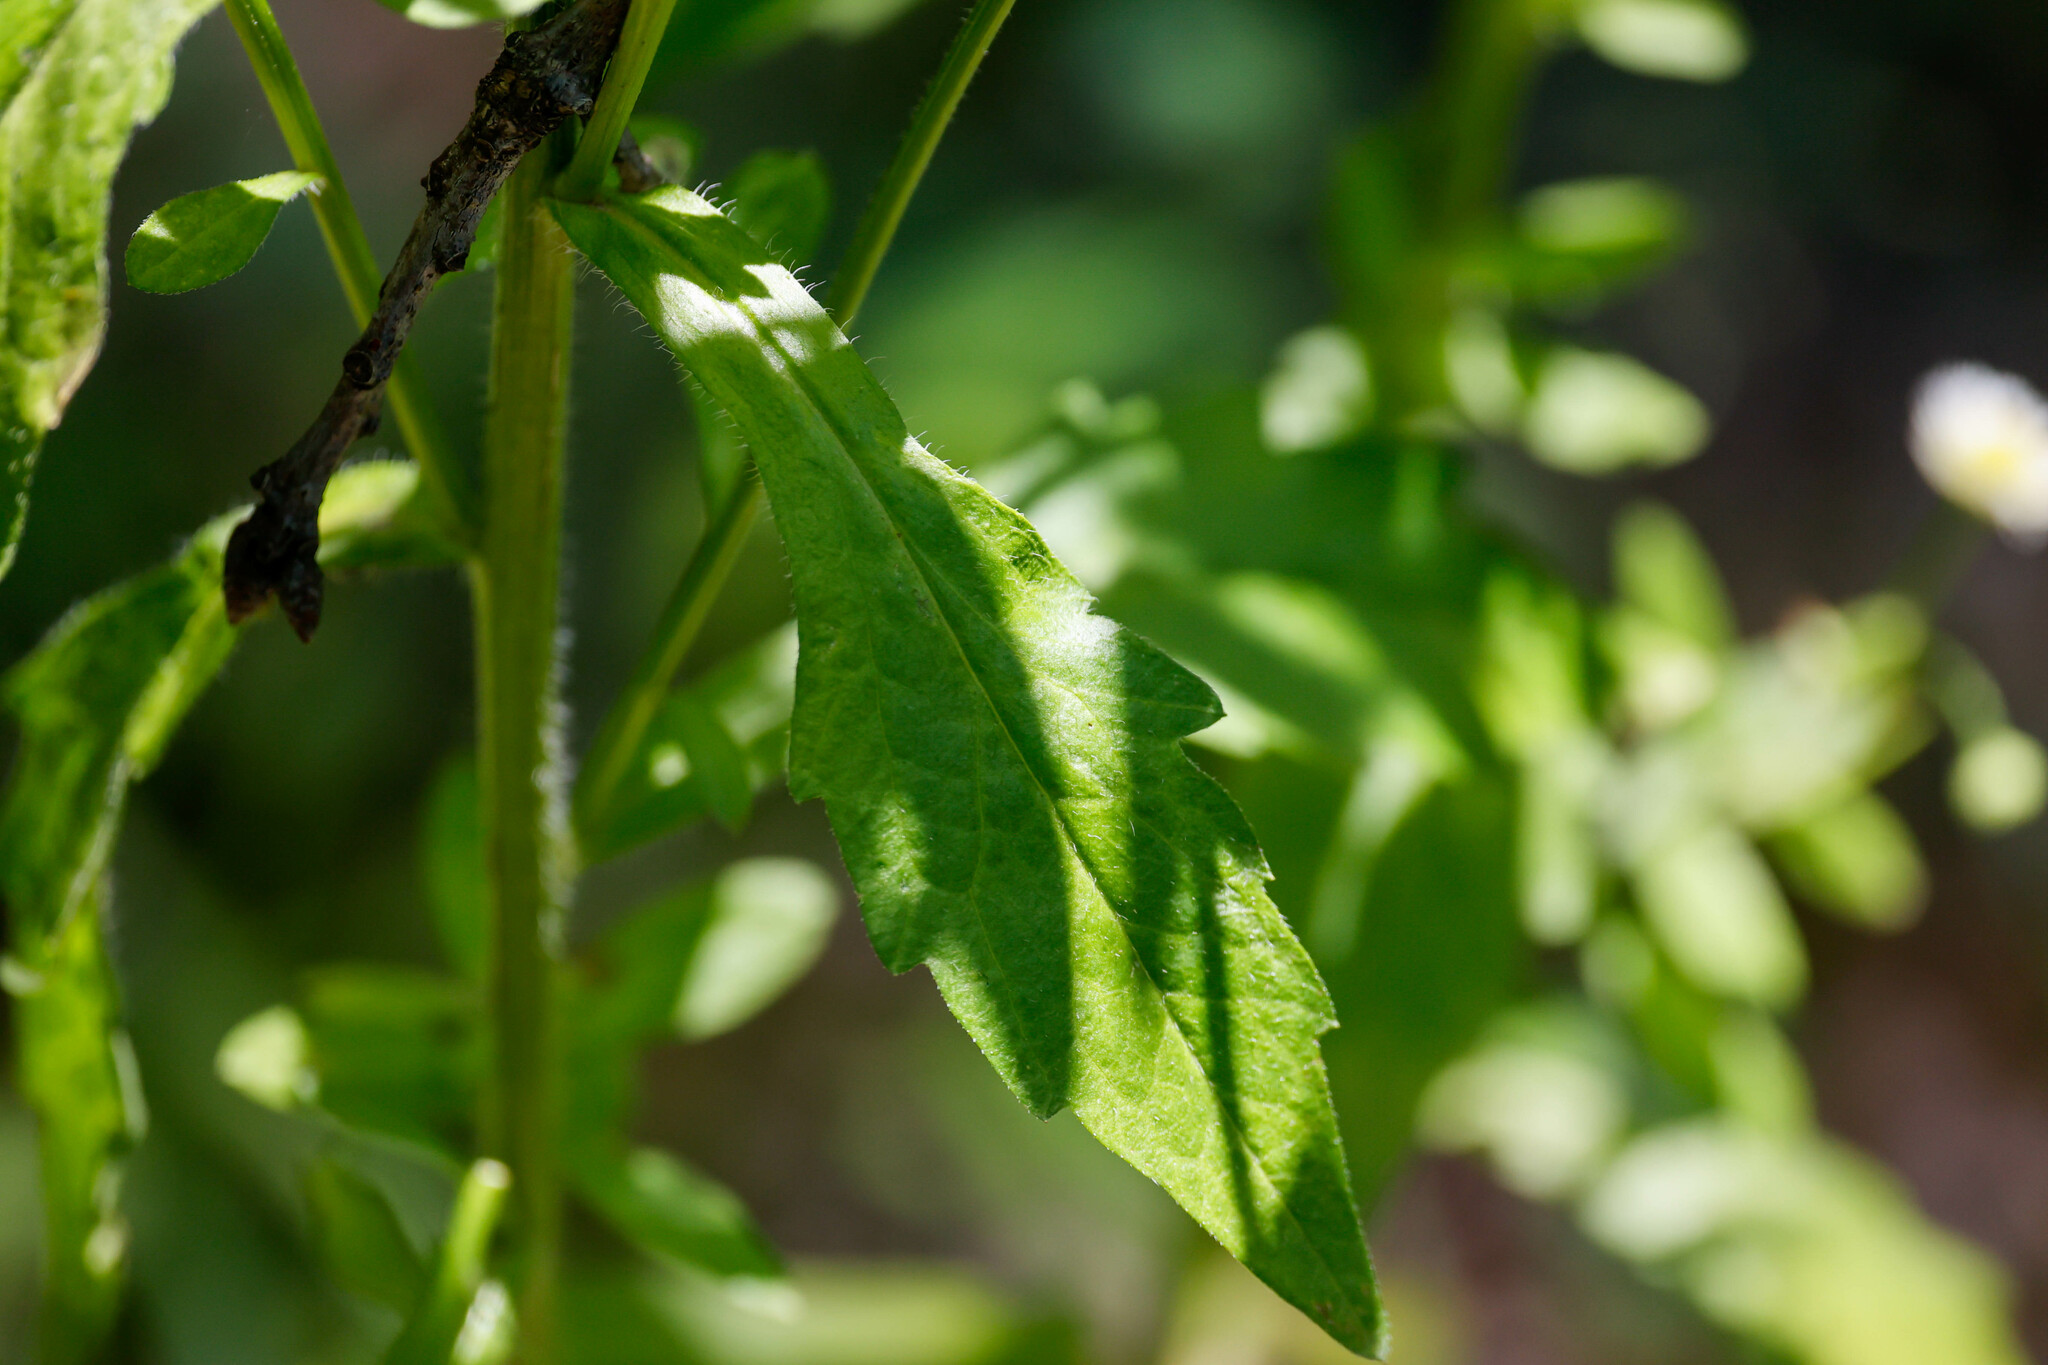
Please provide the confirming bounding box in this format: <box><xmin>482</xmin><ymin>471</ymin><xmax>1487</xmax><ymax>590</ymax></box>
<box><xmin>222</xmin><ymin>0</ymin><xmax>471</xmax><ymax>536</ymax></box>
<box><xmin>554</xmin><ymin>0</ymin><xmax>678</xmax><ymax>201</ymax></box>
<box><xmin>224</xmin><ymin>0</ymin><xmax>629</xmax><ymax>640</ymax></box>
<box><xmin>572</xmin><ymin>0</ymin><xmax>1016</xmax><ymax>837</ymax></box>
<box><xmin>475</xmin><ymin>141</ymin><xmax>576</xmax><ymax>1361</ymax></box>
<box><xmin>827</xmin><ymin>0</ymin><xmax>1015</xmax><ymax>321</ymax></box>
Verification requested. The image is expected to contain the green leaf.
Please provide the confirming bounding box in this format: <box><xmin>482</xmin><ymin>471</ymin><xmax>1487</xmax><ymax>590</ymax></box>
<box><xmin>554</xmin><ymin>186</ymin><xmax>1385</xmax><ymax>1355</ymax></box>
<box><xmin>576</xmin><ymin>623</ymin><xmax>796</xmax><ymax>862</ymax></box>
<box><xmin>1521</xmin><ymin>348</ymin><xmax>1709</xmax><ymax>475</ymax></box>
<box><xmin>0</xmin><ymin>0</ymin><xmax>219</xmax><ymax>582</ymax></box>
<box><xmin>124</xmin><ymin>169</ymin><xmax>320</xmax><ymax>294</ymax></box>
<box><xmin>586</xmin><ymin>857</ymin><xmax>838</xmax><ymax>1046</ymax></box>
<box><xmin>298</xmin><ymin>965</ymin><xmax>480</xmax><ymax>1155</ymax></box>
<box><xmin>1572</xmin><ymin>0</ymin><xmax>1749</xmax><ymax>83</ymax></box>
<box><xmin>1612</xmin><ymin>501</ymin><xmax>1734</xmax><ymax>651</ymax></box>
<box><xmin>1770</xmin><ymin>792</ymin><xmax>1927</xmax><ymax>931</ymax></box>
<box><xmin>304</xmin><ymin>1157</ymin><xmax>429</xmax><ymax>1313</ymax></box>
<box><xmin>727</xmin><ymin>149</ymin><xmax>831</xmax><ymax>264</ymax></box>
<box><xmin>8</xmin><ymin>898</ymin><xmax>139</xmax><ymax>1360</ymax></box>
<box><xmin>569</xmin><ymin>1145</ymin><xmax>782</xmax><ymax>1280</ymax></box>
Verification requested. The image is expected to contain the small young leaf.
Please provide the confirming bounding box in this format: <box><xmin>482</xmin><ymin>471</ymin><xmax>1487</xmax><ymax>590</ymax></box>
<box><xmin>0</xmin><ymin>0</ymin><xmax>219</xmax><ymax>581</ymax></box>
<box><xmin>555</xmin><ymin>185</ymin><xmax>1386</xmax><ymax>1355</ymax></box>
<box><xmin>125</xmin><ymin>170</ymin><xmax>321</xmax><ymax>294</ymax></box>
<box><xmin>727</xmin><ymin>149</ymin><xmax>831</xmax><ymax>263</ymax></box>
<box><xmin>299</xmin><ymin>965</ymin><xmax>480</xmax><ymax>1155</ymax></box>
<box><xmin>568</xmin><ymin>1145</ymin><xmax>783</xmax><ymax>1280</ymax></box>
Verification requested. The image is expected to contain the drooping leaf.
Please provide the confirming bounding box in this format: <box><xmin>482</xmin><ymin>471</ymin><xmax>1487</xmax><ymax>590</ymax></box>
<box><xmin>0</xmin><ymin>0</ymin><xmax>220</xmax><ymax>581</ymax></box>
<box><xmin>726</xmin><ymin>149</ymin><xmax>831</xmax><ymax>264</ymax></box>
<box><xmin>568</xmin><ymin>1145</ymin><xmax>783</xmax><ymax>1280</ymax></box>
<box><xmin>124</xmin><ymin>169</ymin><xmax>320</xmax><ymax>294</ymax></box>
<box><xmin>555</xmin><ymin>186</ymin><xmax>1385</xmax><ymax>1355</ymax></box>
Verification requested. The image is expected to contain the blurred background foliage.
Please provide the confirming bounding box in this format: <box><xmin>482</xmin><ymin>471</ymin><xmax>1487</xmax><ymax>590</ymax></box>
<box><xmin>9</xmin><ymin>0</ymin><xmax>2048</xmax><ymax>1360</ymax></box>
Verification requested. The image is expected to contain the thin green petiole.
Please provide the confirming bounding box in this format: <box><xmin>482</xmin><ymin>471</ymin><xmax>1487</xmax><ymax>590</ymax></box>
<box><xmin>224</xmin><ymin>0</ymin><xmax>473</xmax><ymax>538</ymax></box>
<box><xmin>828</xmin><ymin>0</ymin><xmax>1015</xmax><ymax>321</ymax></box>
<box><xmin>571</xmin><ymin>0</ymin><xmax>1016</xmax><ymax>851</ymax></box>
<box><xmin>553</xmin><ymin>0</ymin><xmax>677</xmax><ymax>202</ymax></box>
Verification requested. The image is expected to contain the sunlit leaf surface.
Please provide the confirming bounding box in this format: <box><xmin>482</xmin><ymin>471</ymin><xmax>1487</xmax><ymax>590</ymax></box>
<box><xmin>555</xmin><ymin>185</ymin><xmax>1384</xmax><ymax>1354</ymax></box>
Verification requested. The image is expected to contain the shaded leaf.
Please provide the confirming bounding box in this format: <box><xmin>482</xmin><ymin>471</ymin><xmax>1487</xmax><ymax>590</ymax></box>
<box><xmin>0</xmin><ymin>0</ymin><xmax>219</xmax><ymax>580</ymax></box>
<box><xmin>124</xmin><ymin>169</ymin><xmax>320</xmax><ymax>293</ymax></box>
<box><xmin>727</xmin><ymin>149</ymin><xmax>831</xmax><ymax>263</ymax></box>
<box><xmin>583</xmin><ymin>858</ymin><xmax>837</xmax><ymax>1045</ymax></box>
<box><xmin>576</xmin><ymin>623</ymin><xmax>795</xmax><ymax>863</ymax></box>
<box><xmin>305</xmin><ymin>1157</ymin><xmax>429</xmax><ymax>1313</ymax></box>
<box><xmin>298</xmin><ymin>965</ymin><xmax>480</xmax><ymax>1155</ymax></box>
<box><xmin>555</xmin><ymin>186</ymin><xmax>1385</xmax><ymax>1354</ymax></box>
<box><xmin>569</xmin><ymin>1145</ymin><xmax>782</xmax><ymax>1280</ymax></box>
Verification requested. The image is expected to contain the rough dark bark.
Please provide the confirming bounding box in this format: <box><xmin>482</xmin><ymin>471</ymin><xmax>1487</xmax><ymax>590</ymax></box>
<box><xmin>224</xmin><ymin>0</ymin><xmax>631</xmax><ymax>639</ymax></box>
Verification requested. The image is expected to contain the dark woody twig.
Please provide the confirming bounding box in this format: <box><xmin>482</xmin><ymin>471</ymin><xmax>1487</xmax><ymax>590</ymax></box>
<box><xmin>224</xmin><ymin>0</ymin><xmax>631</xmax><ymax>640</ymax></box>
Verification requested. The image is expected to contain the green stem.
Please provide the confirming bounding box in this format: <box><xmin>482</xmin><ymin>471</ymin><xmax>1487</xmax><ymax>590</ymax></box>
<box><xmin>224</xmin><ymin>0</ymin><xmax>473</xmax><ymax>537</ymax></box>
<box><xmin>572</xmin><ymin>0</ymin><xmax>1016</xmax><ymax>838</ymax></box>
<box><xmin>384</xmin><ymin>1160</ymin><xmax>513</xmax><ymax>1365</ymax></box>
<box><xmin>827</xmin><ymin>0</ymin><xmax>1015</xmax><ymax>321</ymax></box>
<box><xmin>474</xmin><ymin>140</ymin><xmax>575</xmax><ymax>1362</ymax></box>
<box><xmin>554</xmin><ymin>0</ymin><xmax>677</xmax><ymax>202</ymax></box>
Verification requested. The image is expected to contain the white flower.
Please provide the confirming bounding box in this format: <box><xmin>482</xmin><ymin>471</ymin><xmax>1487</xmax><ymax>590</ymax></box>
<box><xmin>1909</xmin><ymin>363</ymin><xmax>2048</xmax><ymax>537</ymax></box>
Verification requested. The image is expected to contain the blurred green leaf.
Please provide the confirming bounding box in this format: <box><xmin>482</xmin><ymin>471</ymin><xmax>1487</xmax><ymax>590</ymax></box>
<box><xmin>1572</xmin><ymin>0</ymin><xmax>1749</xmax><ymax>82</ymax></box>
<box><xmin>305</xmin><ymin>1157</ymin><xmax>428</xmax><ymax>1314</ymax></box>
<box><xmin>1582</xmin><ymin>1122</ymin><xmax>2027</xmax><ymax>1365</ymax></box>
<box><xmin>629</xmin><ymin>115</ymin><xmax>703</xmax><ymax>187</ymax></box>
<box><xmin>0</xmin><ymin>0</ymin><xmax>218</xmax><ymax>582</ymax></box>
<box><xmin>1522</xmin><ymin>348</ymin><xmax>1709</xmax><ymax>475</ymax></box>
<box><xmin>124</xmin><ymin>170</ymin><xmax>320</xmax><ymax>294</ymax></box>
<box><xmin>1949</xmin><ymin>727</ymin><xmax>2047</xmax><ymax>833</ymax></box>
<box><xmin>727</xmin><ymin>149</ymin><xmax>832</xmax><ymax>264</ymax></box>
<box><xmin>576</xmin><ymin>627</ymin><xmax>790</xmax><ymax>862</ymax></box>
<box><xmin>650</xmin><ymin>0</ymin><xmax>930</xmax><ymax>81</ymax></box>
<box><xmin>1259</xmin><ymin>325</ymin><xmax>1371</xmax><ymax>454</ymax></box>
<box><xmin>1313</xmin><ymin>777</ymin><xmax>1527</xmax><ymax>1203</ymax></box>
<box><xmin>9</xmin><ymin>899</ymin><xmax>139</xmax><ymax>1360</ymax></box>
<box><xmin>1632</xmin><ymin>822</ymin><xmax>1806</xmax><ymax>1008</ymax></box>
<box><xmin>583</xmin><ymin>857</ymin><xmax>837</xmax><ymax>1046</ymax></box>
<box><xmin>1506</xmin><ymin>177</ymin><xmax>1687</xmax><ymax>304</ymax></box>
<box><xmin>293</xmin><ymin>966</ymin><xmax>479</xmax><ymax>1155</ymax></box>
<box><xmin>1613</xmin><ymin>502</ymin><xmax>1735</xmax><ymax>651</ymax></box>
<box><xmin>422</xmin><ymin>756</ymin><xmax>488</xmax><ymax>981</ymax></box>
<box><xmin>569</xmin><ymin>1145</ymin><xmax>782</xmax><ymax>1280</ymax></box>
<box><xmin>1771</xmin><ymin>791</ymin><xmax>1927</xmax><ymax>930</ymax></box>
<box><xmin>368</xmin><ymin>0</ymin><xmax>546</xmax><ymax>30</ymax></box>
<box><xmin>555</xmin><ymin>185</ymin><xmax>1385</xmax><ymax>1355</ymax></box>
